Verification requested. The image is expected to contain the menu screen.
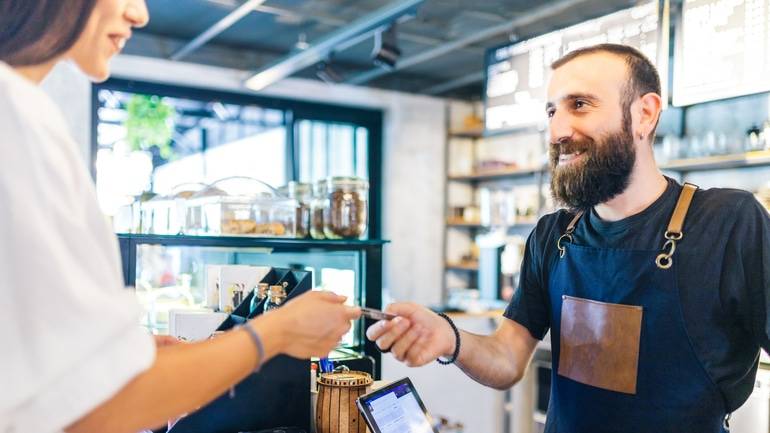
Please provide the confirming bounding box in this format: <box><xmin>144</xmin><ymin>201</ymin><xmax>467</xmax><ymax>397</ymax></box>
<box><xmin>674</xmin><ymin>0</ymin><xmax>770</xmax><ymax>106</ymax></box>
<box><xmin>484</xmin><ymin>1</ymin><xmax>666</xmax><ymax>132</ymax></box>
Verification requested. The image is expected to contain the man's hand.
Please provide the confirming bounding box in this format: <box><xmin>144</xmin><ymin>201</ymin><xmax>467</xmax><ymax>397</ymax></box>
<box><xmin>365</xmin><ymin>302</ymin><xmax>455</xmax><ymax>367</ymax></box>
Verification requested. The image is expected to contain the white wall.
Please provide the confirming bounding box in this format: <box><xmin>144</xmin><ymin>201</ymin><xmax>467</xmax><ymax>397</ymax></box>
<box><xmin>42</xmin><ymin>55</ymin><xmax>448</xmax><ymax>307</ymax></box>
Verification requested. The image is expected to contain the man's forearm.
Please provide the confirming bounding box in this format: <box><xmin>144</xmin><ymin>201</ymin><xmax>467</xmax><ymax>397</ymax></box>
<box><xmin>453</xmin><ymin>330</ymin><xmax>529</xmax><ymax>390</ymax></box>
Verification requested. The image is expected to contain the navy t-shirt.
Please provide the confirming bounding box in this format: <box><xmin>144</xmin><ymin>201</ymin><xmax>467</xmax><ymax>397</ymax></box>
<box><xmin>504</xmin><ymin>177</ymin><xmax>770</xmax><ymax>411</ymax></box>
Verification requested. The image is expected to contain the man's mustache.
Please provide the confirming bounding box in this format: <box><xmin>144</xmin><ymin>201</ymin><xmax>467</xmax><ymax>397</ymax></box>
<box><xmin>550</xmin><ymin>138</ymin><xmax>594</xmax><ymax>156</ymax></box>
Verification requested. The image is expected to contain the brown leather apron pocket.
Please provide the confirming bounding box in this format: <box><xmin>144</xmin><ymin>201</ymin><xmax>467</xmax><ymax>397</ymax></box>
<box><xmin>558</xmin><ymin>295</ymin><xmax>643</xmax><ymax>394</ymax></box>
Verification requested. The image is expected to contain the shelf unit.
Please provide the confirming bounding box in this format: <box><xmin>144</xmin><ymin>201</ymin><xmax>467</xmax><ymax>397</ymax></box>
<box><xmin>442</xmin><ymin>108</ymin><xmax>548</xmax><ymax>298</ymax></box>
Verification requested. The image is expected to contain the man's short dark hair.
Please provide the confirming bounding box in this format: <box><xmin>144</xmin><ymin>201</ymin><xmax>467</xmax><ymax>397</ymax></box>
<box><xmin>551</xmin><ymin>43</ymin><xmax>662</xmax><ymax>137</ymax></box>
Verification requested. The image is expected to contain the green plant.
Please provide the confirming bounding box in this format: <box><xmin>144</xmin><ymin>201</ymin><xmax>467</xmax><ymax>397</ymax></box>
<box><xmin>125</xmin><ymin>94</ymin><xmax>176</xmax><ymax>160</ymax></box>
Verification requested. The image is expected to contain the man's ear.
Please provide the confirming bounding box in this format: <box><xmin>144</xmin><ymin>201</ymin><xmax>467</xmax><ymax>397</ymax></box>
<box><xmin>636</xmin><ymin>92</ymin><xmax>662</xmax><ymax>141</ymax></box>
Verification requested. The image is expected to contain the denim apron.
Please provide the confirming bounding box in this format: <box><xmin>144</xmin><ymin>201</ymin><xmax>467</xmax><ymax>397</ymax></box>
<box><xmin>545</xmin><ymin>183</ymin><xmax>729</xmax><ymax>433</ymax></box>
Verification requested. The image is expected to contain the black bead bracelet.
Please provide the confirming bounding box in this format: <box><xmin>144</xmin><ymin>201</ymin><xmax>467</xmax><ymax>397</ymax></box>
<box><xmin>436</xmin><ymin>312</ymin><xmax>460</xmax><ymax>365</ymax></box>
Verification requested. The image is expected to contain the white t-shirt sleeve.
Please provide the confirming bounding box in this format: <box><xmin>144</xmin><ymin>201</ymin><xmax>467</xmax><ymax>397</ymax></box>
<box><xmin>0</xmin><ymin>65</ymin><xmax>156</xmax><ymax>433</ymax></box>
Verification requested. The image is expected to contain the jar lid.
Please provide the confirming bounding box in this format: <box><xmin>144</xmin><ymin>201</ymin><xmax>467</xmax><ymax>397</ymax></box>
<box><xmin>317</xmin><ymin>371</ymin><xmax>373</xmax><ymax>387</ymax></box>
<box><xmin>313</xmin><ymin>179</ymin><xmax>327</xmax><ymax>194</ymax></box>
<box><xmin>288</xmin><ymin>181</ymin><xmax>312</xmax><ymax>196</ymax></box>
<box><xmin>326</xmin><ymin>176</ymin><xmax>369</xmax><ymax>189</ymax></box>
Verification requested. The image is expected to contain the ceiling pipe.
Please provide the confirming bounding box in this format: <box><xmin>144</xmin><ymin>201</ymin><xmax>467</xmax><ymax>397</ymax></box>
<box><xmin>170</xmin><ymin>0</ymin><xmax>267</xmax><ymax>61</ymax></box>
<box><xmin>244</xmin><ymin>0</ymin><xmax>424</xmax><ymax>91</ymax></box>
<box><xmin>346</xmin><ymin>0</ymin><xmax>592</xmax><ymax>86</ymax></box>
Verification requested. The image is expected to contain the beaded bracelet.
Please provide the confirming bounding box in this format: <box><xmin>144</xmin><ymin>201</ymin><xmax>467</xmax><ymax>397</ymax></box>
<box><xmin>239</xmin><ymin>324</ymin><xmax>265</xmax><ymax>372</ymax></box>
<box><xmin>436</xmin><ymin>312</ymin><xmax>461</xmax><ymax>365</ymax></box>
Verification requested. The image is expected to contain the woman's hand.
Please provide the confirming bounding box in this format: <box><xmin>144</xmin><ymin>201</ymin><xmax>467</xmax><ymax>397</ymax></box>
<box><xmin>251</xmin><ymin>290</ymin><xmax>361</xmax><ymax>359</ymax></box>
<box><xmin>153</xmin><ymin>335</ymin><xmax>184</xmax><ymax>347</ymax></box>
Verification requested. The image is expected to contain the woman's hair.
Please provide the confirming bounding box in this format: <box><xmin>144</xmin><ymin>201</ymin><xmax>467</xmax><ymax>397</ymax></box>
<box><xmin>0</xmin><ymin>0</ymin><xmax>97</xmax><ymax>66</ymax></box>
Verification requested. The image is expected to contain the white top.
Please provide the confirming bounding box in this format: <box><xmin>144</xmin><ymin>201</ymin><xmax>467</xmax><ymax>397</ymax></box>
<box><xmin>0</xmin><ymin>62</ymin><xmax>156</xmax><ymax>433</ymax></box>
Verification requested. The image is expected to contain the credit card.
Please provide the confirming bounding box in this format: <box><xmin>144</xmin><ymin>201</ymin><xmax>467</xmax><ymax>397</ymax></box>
<box><xmin>360</xmin><ymin>307</ymin><xmax>397</xmax><ymax>321</ymax></box>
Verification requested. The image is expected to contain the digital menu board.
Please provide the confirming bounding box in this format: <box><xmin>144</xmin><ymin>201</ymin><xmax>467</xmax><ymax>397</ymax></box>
<box><xmin>484</xmin><ymin>1</ymin><xmax>668</xmax><ymax>132</ymax></box>
<box><xmin>673</xmin><ymin>0</ymin><xmax>770</xmax><ymax>106</ymax></box>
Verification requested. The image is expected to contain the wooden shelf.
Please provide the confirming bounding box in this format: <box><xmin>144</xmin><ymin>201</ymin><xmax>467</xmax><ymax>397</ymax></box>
<box><xmin>446</xmin><ymin>217</ymin><xmax>538</xmax><ymax>228</ymax></box>
<box><xmin>660</xmin><ymin>150</ymin><xmax>770</xmax><ymax>172</ymax></box>
<box><xmin>445</xmin><ymin>261</ymin><xmax>479</xmax><ymax>272</ymax></box>
<box><xmin>446</xmin><ymin>217</ymin><xmax>482</xmax><ymax>227</ymax></box>
<box><xmin>448</xmin><ymin>166</ymin><xmax>546</xmax><ymax>182</ymax></box>
<box><xmin>449</xmin><ymin>127</ymin><xmax>484</xmax><ymax>139</ymax></box>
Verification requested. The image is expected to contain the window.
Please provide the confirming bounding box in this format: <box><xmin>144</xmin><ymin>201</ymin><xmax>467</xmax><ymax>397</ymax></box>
<box><xmin>94</xmin><ymin>89</ymin><xmax>287</xmax><ymax>218</ymax></box>
<box><xmin>92</xmin><ymin>79</ymin><xmax>383</xmax><ymax>238</ymax></box>
<box><xmin>296</xmin><ymin>120</ymin><xmax>369</xmax><ymax>183</ymax></box>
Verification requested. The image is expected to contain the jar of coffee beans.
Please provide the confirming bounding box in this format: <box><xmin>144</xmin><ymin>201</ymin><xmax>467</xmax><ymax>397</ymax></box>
<box><xmin>323</xmin><ymin>176</ymin><xmax>368</xmax><ymax>239</ymax></box>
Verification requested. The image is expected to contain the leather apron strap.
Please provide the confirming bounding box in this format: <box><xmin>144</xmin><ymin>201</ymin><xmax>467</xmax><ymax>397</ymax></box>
<box><xmin>557</xmin><ymin>210</ymin><xmax>584</xmax><ymax>258</ymax></box>
<box><xmin>655</xmin><ymin>183</ymin><xmax>698</xmax><ymax>269</ymax></box>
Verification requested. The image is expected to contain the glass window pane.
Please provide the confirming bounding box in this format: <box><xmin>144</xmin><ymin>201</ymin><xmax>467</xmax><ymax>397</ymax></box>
<box><xmin>94</xmin><ymin>89</ymin><xmax>289</xmax><ymax>228</ymax></box>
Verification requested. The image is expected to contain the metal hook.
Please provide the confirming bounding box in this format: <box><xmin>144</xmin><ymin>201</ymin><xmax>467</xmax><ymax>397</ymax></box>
<box><xmin>557</xmin><ymin>233</ymin><xmax>573</xmax><ymax>258</ymax></box>
<box><xmin>655</xmin><ymin>239</ymin><xmax>676</xmax><ymax>269</ymax></box>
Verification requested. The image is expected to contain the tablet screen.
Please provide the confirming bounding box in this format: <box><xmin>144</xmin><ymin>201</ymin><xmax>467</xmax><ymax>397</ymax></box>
<box><xmin>357</xmin><ymin>378</ymin><xmax>438</xmax><ymax>433</ymax></box>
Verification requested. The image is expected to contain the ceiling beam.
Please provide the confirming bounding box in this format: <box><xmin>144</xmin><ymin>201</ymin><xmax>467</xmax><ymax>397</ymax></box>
<box><xmin>244</xmin><ymin>0</ymin><xmax>424</xmax><ymax>91</ymax></box>
<box><xmin>346</xmin><ymin>0</ymin><xmax>592</xmax><ymax>86</ymax></box>
<box><xmin>170</xmin><ymin>0</ymin><xmax>267</xmax><ymax>61</ymax></box>
<box><xmin>251</xmin><ymin>4</ymin><xmax>479</xmax><ymax>54</ymax></box>
<box><xmin>422</xmin><ymin>71</ymin><xmax>485</xmax><ymax>95</ymax></box>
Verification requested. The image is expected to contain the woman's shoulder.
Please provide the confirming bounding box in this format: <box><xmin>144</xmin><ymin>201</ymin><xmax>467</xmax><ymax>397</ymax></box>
<box><xmin>0</xmin><ymin>63</ymin><xmax>71</xmax><ymax>143</ymax></box>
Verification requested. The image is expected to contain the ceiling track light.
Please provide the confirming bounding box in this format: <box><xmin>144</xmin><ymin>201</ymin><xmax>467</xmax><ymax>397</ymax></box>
<box><xmin>316</xmin><ymin>59</ymin><xmax>344</xmax><ymax>83</ymax></box>
<box><xmin>371</xmin><ymin>22</ymin><xmax>401</xmax><ymax>70</ymax></box>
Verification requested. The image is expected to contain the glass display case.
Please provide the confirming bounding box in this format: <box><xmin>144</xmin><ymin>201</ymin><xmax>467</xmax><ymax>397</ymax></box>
<box><xmin>118</xmin><ymin>234</ymin><xmax>387</xmax><ymax>377</ymax></box>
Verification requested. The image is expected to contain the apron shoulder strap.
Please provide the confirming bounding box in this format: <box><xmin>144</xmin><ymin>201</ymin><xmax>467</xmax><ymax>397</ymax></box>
<box><xmin>665</xmin><ymin>182</ymin><xmax>698</xmax><ymax>240</ymax></box>
<box><xmin>565</xmin><ymin>210</ymin><xmax>584</xmax><ymax>234</ymax></box>
<box><xmin>656</xmin><ymin>182</ymin><xmax>698</xmax><ymax>269</ymax></box>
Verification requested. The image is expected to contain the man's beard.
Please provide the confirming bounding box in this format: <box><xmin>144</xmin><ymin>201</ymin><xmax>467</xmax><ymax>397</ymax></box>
<box><xmin>549</xmin><ymin>120</ymin><xmax>636</xmax><ymax>211</ymax></box>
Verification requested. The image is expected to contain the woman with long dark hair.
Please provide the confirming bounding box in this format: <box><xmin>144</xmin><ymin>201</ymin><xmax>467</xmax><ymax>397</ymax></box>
<box><xmin>0</xmin><ymin>2</ymin><xmax>361</xmax><ymax>432</ymax></box>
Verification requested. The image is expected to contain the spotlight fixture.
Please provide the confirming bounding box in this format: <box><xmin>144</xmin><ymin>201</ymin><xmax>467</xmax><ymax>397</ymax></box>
<box><xmin>295</xmin><ymin>33</ymin><xmax>310</xmax><ymax>51</ymax></box>
<box><xmin>371</xmin><ymin>22</ymin><xmax>401</xmax><ymax>70</ymax></box>
<box><xmin>316</xmin><ymin>60</ymin><xmax>343</xmax><ymax>84</ymax></box>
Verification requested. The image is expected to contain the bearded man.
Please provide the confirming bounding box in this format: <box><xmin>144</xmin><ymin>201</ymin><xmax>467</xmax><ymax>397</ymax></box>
<box><xmin>366</xmin><ymin>43</ymin><xmax>770</xmax><ymax>433</ymax></box>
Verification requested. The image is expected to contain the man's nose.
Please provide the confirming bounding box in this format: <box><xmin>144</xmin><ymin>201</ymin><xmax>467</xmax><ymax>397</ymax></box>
<box><xmin>549</xmin><ymin>110</ymin><xmax>574</xmax><ymax>144</ymax></box>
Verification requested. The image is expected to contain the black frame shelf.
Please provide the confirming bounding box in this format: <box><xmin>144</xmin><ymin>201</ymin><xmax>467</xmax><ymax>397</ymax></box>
<box><xmin>117</xmin><ymin>233</ymin><xmax>388</xmax><ymax>378</ymax></box>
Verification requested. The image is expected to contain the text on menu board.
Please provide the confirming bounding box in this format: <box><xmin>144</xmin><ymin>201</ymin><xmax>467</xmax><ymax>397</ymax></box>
<box><xmin>674</xmin><ymin>0</ymin><xmax>770</xmax><ymax>106</ymax></box>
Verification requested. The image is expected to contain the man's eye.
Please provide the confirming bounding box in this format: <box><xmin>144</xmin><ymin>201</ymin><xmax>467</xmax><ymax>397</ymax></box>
<box><xmin>574</xmin><ymin>100</ymin><xmax>586</xmax><ymax>109</ymax></box>
<box><xmin>546</xmin><ymin>109</ymin><xmax>556</xmax><ymax>118</ymax></box>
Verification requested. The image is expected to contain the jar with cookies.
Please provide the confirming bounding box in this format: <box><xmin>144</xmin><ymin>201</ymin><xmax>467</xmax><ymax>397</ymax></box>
<box><xmin>323</xmin><ymin>176</ymin><xmax>368</xmax><ymax>239</ymax></box>
<box><xmin>185</xmin><ymin>177</ymin><xmax>296</xmax><ymax>237</ymax></box>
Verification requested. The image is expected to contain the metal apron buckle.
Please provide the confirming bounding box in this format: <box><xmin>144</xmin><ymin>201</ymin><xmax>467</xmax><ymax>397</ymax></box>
<box><xmin>655</xmin><ymin>231</ymin><xmax>681</xmax><ymax>270</ymax></box>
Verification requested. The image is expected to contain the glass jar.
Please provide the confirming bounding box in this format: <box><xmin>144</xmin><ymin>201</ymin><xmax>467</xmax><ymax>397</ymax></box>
<box><xmin>185</xmin><ymin>177</ymin><xmax>296</xmax><ymax>237</ymax></box>
<box><xmin>310</xmin><ymin>180</ymin><xmax>327</xmax><ymax>240</ymax></box>
<box><xmin>264</xmin><ymin>283</ymin><xmax>288</xmax><ymax>312</ymax></box>
<box><xmin>289</xmin><ymin>181</ymin><xmax>312</xmax><ymax>238</ymax></box>
<box><xmin>323</xmin><ymin>176</ymin><xmax>369</xmax><ymax>239</ymax></box>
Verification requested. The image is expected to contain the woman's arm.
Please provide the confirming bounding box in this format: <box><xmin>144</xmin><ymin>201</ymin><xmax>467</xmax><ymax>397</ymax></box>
<box><xmin>66</xmin><ymin>291</ymin><xmax>360</xmax><ymax>433</ymax></box>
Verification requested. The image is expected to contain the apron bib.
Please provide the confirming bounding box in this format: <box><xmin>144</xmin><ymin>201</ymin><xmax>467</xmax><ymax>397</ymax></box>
<box><xmin>545</xmin><ymin>183</ymin><xmax>729</xmax><ymax>433</ymax></box>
